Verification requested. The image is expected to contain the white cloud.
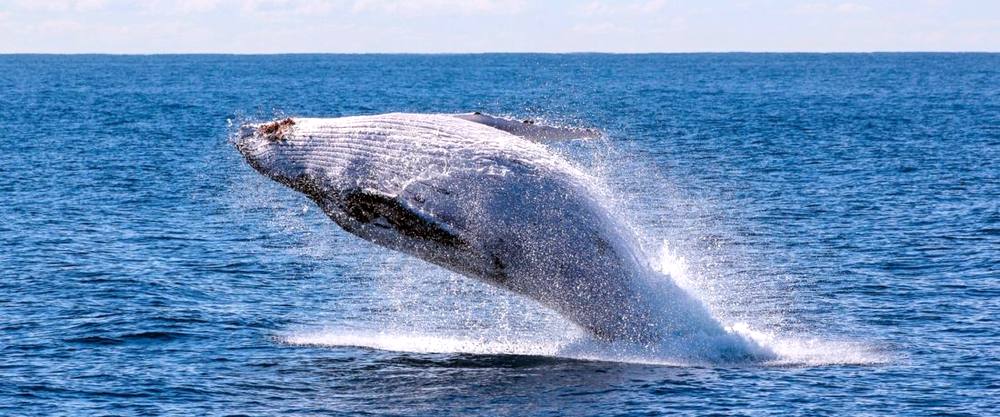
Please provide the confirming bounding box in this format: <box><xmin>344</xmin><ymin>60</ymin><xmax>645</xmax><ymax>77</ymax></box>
<box><xmin>137</xmin><ymin>0</ymin><xmax>227</xmax><ymax>15</ymax></box>
<box><xmin>240</xmin><ymin>0</ymin><xmax>338</xmax><ymax>15</ymax></box>
<box><xmin>578</xmin><ymin>1</ymin><xmax>611</xmax><ymax>16</ymax></box>
<box><xmin>352</xmin><ymin>0</ymin><xmax>525</xmax><ymax>15</ymax></box>
<box><xmin>175</xmin><ymin>0</ymin><xmax>226</xmax><ymax>13</ymax></box>
<box><xmin>37</xmin><ymin>19</ymin><xmax>86</xmax><ymax>32</ymax></box>
<box><xmin>577</xmin><ymin>0</ymin><xmax>671</xmax><ymax>16</ymax></box>
<box><xmin>12</xmin><ymin>0</ymin><xmax>110</xmax><ymax>12</ymax></box>
<box><xmin>633</xmin><ymin>0</ymin><xmax>667</xmax><ymax>14</ymax></box>
<box><xmin>75</xmin><ymin>0</ymin><xmax>110</xmax><ymax>11</ymax></box>
<box><xmin>793</xmin><ymin>2</ymin><xmax>872</xmax><ymax>15</ymax></box>
<box><xmin>136</xmin><ymin>0</ymin><xmax>341</xmax><ymax>16</ymax></box>
<box><xmin>834</xmin><ymin>2</ymin><xmax>871</xmax><ymax>13</ymax></box>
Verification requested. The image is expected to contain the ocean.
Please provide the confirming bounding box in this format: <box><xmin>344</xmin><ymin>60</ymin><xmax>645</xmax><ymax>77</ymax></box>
<box><xmin>1</xmin><ymin>53</ymin><xmax>997</xmax><ymax>416</ymax></box>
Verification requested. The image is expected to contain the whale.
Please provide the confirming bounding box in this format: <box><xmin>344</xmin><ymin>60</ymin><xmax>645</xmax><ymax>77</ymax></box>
<box><xmin>234</xmin><ymin>112</ymin><xmax>725</xmax><ymax>343</ymax></box>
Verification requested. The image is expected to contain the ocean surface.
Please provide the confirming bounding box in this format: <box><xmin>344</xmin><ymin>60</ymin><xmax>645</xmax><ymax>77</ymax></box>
<box><xmin>1</xmin><ymin>54</ymin><xmax>997</xmax><ymax>416</ymax></box>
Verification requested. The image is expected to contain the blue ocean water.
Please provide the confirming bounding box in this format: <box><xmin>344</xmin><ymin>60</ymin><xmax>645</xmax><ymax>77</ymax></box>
<box><xmin>1</xmin><ymin>53</ymin><xmax>997</xmax><ymax>416</ymax></box>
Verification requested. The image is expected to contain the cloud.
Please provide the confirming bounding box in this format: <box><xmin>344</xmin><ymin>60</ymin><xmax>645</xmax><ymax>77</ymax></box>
<box><xmin>240</xmin><ymin>0</ymin><xmax>338</xmax><ymax>16</ymax></box>
<box><xmin>577</xmin><ymin>0</ymin><xmax>670</xmax><ymax>16</ymax></box>
<box><xmin>578</xmin><ymin>1</ymin><xmax>612</xmax><ymax>16</ymax></box>
<box><xmin>352</xmin><ymin>0</ymin><xmax>525</xmax><ymax>15</ymax></box>
<box><xmin>12</xmin><ymin>0</ymin><xmax>110</xmax><ymax>12</ymax></box>
<box><xmin>175</xmin><ymin>0</ymin><xmax>226</xmax><ymax>13</ymax></box>
<box><xmin>633</xmin><ymin>0</ymin><xmax>668</xmax><ymax>14</ymax></box>
<box><xmin>134</xmin><ymin>0</ymin><xmax>335</xmax><ymax>17</ymax></box>
<box><xmin>834</xmin><ymin>2</ymin><xmax>871</xmax><ymax>13</ymax></box>
<box><xmin>793</xmin><ymin>2</ymin><xmax>872</xmax><ymax>15</ymax></box>
<box><xmin>135</xmin><ymin>0</ymin><xmax>227</xmax><ymax>14</ymax></box>
<box><xmin>36</xmin><ymin>19</ymin><xmax>86</xmax><ymax>32</ymax></box>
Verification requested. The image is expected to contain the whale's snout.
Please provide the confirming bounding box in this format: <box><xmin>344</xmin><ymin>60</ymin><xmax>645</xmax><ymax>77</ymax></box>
<box><xmin>235</xmin><ymin>118</ymin><xmax>298</xmax><ymax>173</ymax></box>
<box><xmin>234</xmin><ymin>123</ymin><xmax>267</xmax><ymax>174</ymax></box>
<box><xmin>234</xmin><ymin>117</ymin><xmax>320</xmax><ymax>198</ymax></box>
<box><xmin>233</xmin><ymin>125</ymin><xmax>258</xmax><ymax>158</ymax></box>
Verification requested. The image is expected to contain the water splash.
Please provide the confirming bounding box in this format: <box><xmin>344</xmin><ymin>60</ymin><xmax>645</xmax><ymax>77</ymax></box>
<box><xmin>727</xmin><ymin>323</ymin><xmax>892</xmax><ymax>366</ymax></box>
<box><xmin>280</xmin><ymin>237</ymin><xmax>888</xmax><ymax>366</ymax></box>
<box><xmin>281</xmin><ymin>327</ymin><xmax>888</xmax><ymax>367</ymax></box>
<box><xmin>266</xmin><ymin>116</ymin><xmax>887</xmax><ymax>367</ymax></box>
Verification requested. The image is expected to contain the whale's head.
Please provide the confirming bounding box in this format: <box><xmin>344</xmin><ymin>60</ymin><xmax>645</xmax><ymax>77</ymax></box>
<box><xmin>234</xmin><ymin>117</ymin><xmax>497</xmax><ymax>278</ymax></box>
<box><xmin>235</xmin><ymin>117</ymin><xmax>325</xmax><ymax>197</ymax></box>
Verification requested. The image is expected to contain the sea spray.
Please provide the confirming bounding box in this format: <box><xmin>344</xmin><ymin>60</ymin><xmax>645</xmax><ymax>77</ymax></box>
<box><xmin>270</xmin><ymin>113</ymin><xmax>882</xmax><ymax>366</ymax></box>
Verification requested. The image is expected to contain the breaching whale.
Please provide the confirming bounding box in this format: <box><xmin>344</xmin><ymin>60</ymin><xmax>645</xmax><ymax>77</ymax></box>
<box><xmin>235</xmin><ymin>112</ymin><xmax>723</xmax><ymax>343</ymax></box>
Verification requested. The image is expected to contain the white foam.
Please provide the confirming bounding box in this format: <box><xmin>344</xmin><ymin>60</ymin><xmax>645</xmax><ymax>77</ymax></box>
<box><xmin>729</xmin><ymin>323</ymin><xmax>892</xmax><ymax>366</ymax></box>
<box><xmin>283</xmin><ymin>329</ymin><xmax>568</xmax><ymax>358</ymax></box>
<box><xmin>279</xmin><ymin>328</ymin><xmax>705</xmax><ymax>366</ymax></box>
<box><xmin>280</xmin><ymin>324</ymin><xmax>887</xmax><ymax>367</ymax></box>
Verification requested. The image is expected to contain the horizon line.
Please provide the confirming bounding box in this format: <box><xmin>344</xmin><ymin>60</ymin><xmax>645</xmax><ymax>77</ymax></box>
<box><xmin>1</xmin><ymin>51</ymin><xmax>998</xmax><ymax>56</ymax></box>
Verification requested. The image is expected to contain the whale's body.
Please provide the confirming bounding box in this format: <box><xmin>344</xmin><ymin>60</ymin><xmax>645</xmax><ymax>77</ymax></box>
<box><xmin>236</xmin><ymin>113</ymin><xmax>717</xmax><ymax>342</ymax></box>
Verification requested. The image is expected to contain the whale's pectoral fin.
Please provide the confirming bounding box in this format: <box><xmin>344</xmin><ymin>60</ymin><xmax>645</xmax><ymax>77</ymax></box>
<box><xmin>339</xmin><ymin>188</ymin><xmax>466</xmax><ymax>248</ymax></box>
<box><xmin>453</xmin><ymin>112</ymin><xmax>601</xmax><ymax>141</ymax></box>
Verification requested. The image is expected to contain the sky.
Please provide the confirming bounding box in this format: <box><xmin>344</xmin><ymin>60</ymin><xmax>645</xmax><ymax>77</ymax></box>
<box><xmin>0</xmin><ymin>0</ymin><xmax>997</xmax><ymax>53</ymax></box>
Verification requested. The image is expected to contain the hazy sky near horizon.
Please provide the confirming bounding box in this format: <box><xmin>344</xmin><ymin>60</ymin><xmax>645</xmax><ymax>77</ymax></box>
<box><xmin>1</xmin><ymin>0</ymin><xmax>997</xmax><ymax>53</ymax></box>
